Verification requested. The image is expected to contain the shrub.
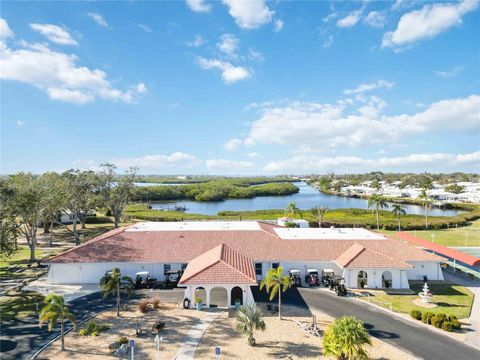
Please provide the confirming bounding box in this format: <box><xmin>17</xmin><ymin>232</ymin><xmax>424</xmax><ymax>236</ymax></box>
<box><xmin>138</xmin><ymin>299</ymin><xmax>150</xmax><ymax>313</ymax></box>
<box><xmin>105</xmin><ymin>209</ymin><xmax>112</xmax><ymax>216</ymax></box>
<box><xmin>431</xmin><ymin>313</ymin><xmax>448</xmax><ymax>329</ymax></box>
<box><xmin>152</xmin><ymin>297</ymin><xmax>161</xmax><ymax>309</ymax></box>
<box><xmin>92</xmin><ymin>331</ymin><xmax>99</xmax><ymax>337</ymax></box>
<box><xmin>441</xmin><ymin>321</ymin><xmax>453</xmax><ymax>332</ymax></box>
<box><xmin>323</xmin><ymin>316</ymin><xmax>371</xmax><ymax>359</ymax></box>
<box><xmin>83</xmin><ymin>321</ymin><xmax>109</xmax><ymax>335</ymax></box>
<box><xmin>422</xmin><ymin>312</ymin><xmax>435</xmax><ymax>324</ymax></box>
<box><xmin>79</xmin><ymin>329</ymin><xmax>88</xmax><ymax>336</ymax></box>
<box><xmin>119</xmin><ymin>337</ymin><xmax>129</xmax><ymax>345</ymax></box>
<box><xmin>152</xmin><ymin>321</ymin><xmax>165</xmax><ymax>333</ymax></box>
<box><xmin>410</xmin><ymin>310</ymin><xmax>422</xmax><ymax>320</ymax></box>
<box><xmin>448</xmin><ymin>315</ymin><xmax>461</xmax><ymax>330</ymax></box>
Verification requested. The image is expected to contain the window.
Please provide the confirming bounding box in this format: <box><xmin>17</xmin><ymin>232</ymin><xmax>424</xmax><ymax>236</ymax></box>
<box><xmin>255</xmin><ymin>263</ymin><xmax>262</xmax><ymax>276</ymax></box>
<box><xmin>164</xmin><ymin>264</ymin><xmax>171</xmax><ymax>275</ymax></box>
<box><xmin>272</xmin><ymin>263</ymin><xmax>279</xmax><ymax>269</ymax></box>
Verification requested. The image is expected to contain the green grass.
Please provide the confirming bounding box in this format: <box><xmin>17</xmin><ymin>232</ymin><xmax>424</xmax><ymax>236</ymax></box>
<box><xmin>361</xmin><ymin>284</ymin><xmax>474</xmax><ymax>319</ymax></box>
<box><xmin>0</xmin><ymin>290</ymin><xmax>45</xmax><ymax>320</ymax></box>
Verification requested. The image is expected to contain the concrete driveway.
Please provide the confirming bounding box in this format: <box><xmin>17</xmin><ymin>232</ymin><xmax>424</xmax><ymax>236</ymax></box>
<box><xmin>23</xmin><ymin>276</ymin><xmax>100</xmax><ymax>302</ymax></box>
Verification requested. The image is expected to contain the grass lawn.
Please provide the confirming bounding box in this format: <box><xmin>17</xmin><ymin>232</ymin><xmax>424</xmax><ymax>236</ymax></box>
<box><xmin>360</xmin><ymin>283</ymin><xmax>474</xmax><ymax>319</ymax></box>
<box><xmin>0</xmin><ymin>290</ymin><xmax>45</xmax><ymax>320</ymax></box>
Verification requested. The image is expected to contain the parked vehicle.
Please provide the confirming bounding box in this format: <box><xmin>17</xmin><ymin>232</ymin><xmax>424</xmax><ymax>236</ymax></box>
<box><xmin>305</xmin><ymin>269</ymin><xmax>320</xmax><ymax>286</ymax></box>
<box><xmin>332</xmin><ymin>278</ymin><xmax>348</xmax><ymax>296</ymax></box>
<box><xmin>134</xmin><ymin>271</ymin><xmax>157</xmax><ymax>289</ymax></box>
<box><xmin>165</xmin><ymin>270</ymin><xmax>182</xmax><ymax>287</ymax></box>
<box><xmin>321</xmin><ymin>269</ymin><xmax>335</xmax><ymax>287</ymax></box>
<box><xmin>289</xmin><ymin>269</ymin><xmax>302</xmax><ymax>287</ymax></box>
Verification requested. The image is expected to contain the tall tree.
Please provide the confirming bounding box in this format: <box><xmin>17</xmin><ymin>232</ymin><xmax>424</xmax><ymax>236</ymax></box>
<box><xmin>367</xmin><ymin>194</ymin><xmax>388</xmax><ymax>230</ymax></box>
<box><xmin>39</xmin><ymin>293</ymin><xmax>77</xmax><ymax>351</ymax></box>
<box><xmin>311</xmin><ymin>206</ymin><xmax>329</xmax><ymax>228</ymax></box>
<box><xmin>259</xmin><ymin>266</ymin><xmax>291</xmax><ymax>319</ymax></box>
<box><xmin>0</xmin><ymin>179</ymin><xmax>19</xmax><ymax>257</ymax></box>
<box><xmin>391</xmin><ymin>204</ymin><xmax>406</xmax><ymax>231</ymax></box>
<box><xmin>235</xmin><ymin>303</ymin><xmax>266</xmax><ymax>346</ymax></box>
<box><xmin>285</xmin><ymin>202</ymin><xmax>302</xmax><ymax>219</ymax></box>
<box><xmin>98</xmin><ymin>164</ymin><xmax>137</xmax><ymax>228</ymax></box>
<box><xmin>38</xmin><ymin>172</ymin><xmax>65</xmax><ymax>246</ymax></box>
<box><xmin>99</xmin><ymin>268</ymin><xmax>133</xmax><ymax>317</ymax></box>
<box><xmin>419</xmin><ymin>189</ymin><xmax>432</xmax><ymax>229</ymax></box>
<box><xmin>323</xmin><ymin>316</ymin><xmax>371</xmax><ymax>360</ymax></box>
<box><xmin>7</xmin><ymin>173</ymin><xmax>46</xmax><ymax>261</ymax></box>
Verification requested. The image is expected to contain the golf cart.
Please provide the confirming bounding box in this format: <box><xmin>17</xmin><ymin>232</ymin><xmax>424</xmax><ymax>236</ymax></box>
<box><xmin>164</xmin><ymin>270</ymin><xmax>182</xmax><ymax>288</ymax></box>
<box><xmin>333</xmin><ymin>278</ymin><xmax>348</xmax><ymax>296</ymax></box>
<box><xmin>134</xmin><ymin>271</ymin><xmax>157</xmax><ymax>289</ymax></box>
<box><xmin>289</xmin><ymin>269</ymin><xmax>302</xmax><ymax>287</ymax></box>
<box><xmin>321</xmin><ymin>269</ymin><xmax>336</xmax><ymax>287</ymax></box>
<box><xmin>305</xmin><ymin>269</ymin><xmax>320</xmax><ymax>286</ymax></box>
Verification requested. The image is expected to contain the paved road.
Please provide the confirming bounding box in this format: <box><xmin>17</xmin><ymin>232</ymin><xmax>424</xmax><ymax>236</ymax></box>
<box><xmin>298</xmin><ymin>287</ymin><xmax>480</xmax><ymax>360</ymax></box>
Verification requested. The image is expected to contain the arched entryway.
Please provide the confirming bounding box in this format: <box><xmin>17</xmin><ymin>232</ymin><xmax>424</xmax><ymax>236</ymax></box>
<box><xmin>382</xmin><ymin>271</ymin><xmax>392</xmax><ymax>288</ymax></box>
<box><xmin>231</xmin><ymin>286</ymin><xmax>243</xmax><ymax>306</ymax></box>
<box><xmin>194</xmin><ymin>287</ymin><xmax>206</xmax><ymax>305</ymax></box>
<box><xmin>210</xmin><ymin>287</ymin><xmax>228</xmax><ymax>308</ymax></box>
<box><xmin>357</xmin><ymin>271</ymin><xmax>368</xmax><ymax>288</ymax></box>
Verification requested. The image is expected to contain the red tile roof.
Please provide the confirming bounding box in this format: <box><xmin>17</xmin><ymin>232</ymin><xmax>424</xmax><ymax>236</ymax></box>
<box><xmin>178</xmin><ymin>244</ymin><xmax>257</xmax><ymax>285</ymax></box>
<box><xmin>46</xmin><ymin>222</ymin><xmax>443</xmax><ymax>268</ymax></box>
<box><xmin>335</xmin><ymin>243</ymin><xmax>412</xmax><ymax>269</ymax></box>
<box><xmin>396</xmin><ymin>232</ymin><xmax>479</xmax><ymax>267</ymax></box>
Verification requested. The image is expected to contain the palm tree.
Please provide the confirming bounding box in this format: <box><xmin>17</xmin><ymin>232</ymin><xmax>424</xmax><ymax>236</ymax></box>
<box><xmin>391</xmin><ymin>204</ymin><xmax>406</xmax><ymax>231</ymax></box>
<box><xmin>285</xmin><ymin>202</ymin><xmax>302</xmax><ymax>218</ymax></box>
<box><xmin>418</xmin><ymin>189</ymin><xmax>432</xmax><ymax>229</ymax></box>
<box><xmin>235</xmin><ymin>303</ymin><xmax>266</xmax><ymax>346</ymax></box>
<box><xmin>39</xmin><ymin>293</ymin><xmax>77</xmax><ymax>351</ymax></box>
<box><xmin>323</xmin><ymin>316</ymin><xmax>372</xmax><ymax>360</ymax></box>
<box><xmin>259</xmin><ymin>266</ymin><xmax>291</xmax><ymax>319</ymax></box>
<box><xmin>99</xmin><ymin>268</ymin><xmax>134</xmax><ymax>317</ymax></box>
<box><xmin>367</xmin><ymin>194</ymin><xmax>388</xmax><ymax>230</ymax></box>
<box><xmin>311</xmin><ymin>206</ymin><xmax>329</xmax><ymax>228</ymax></box>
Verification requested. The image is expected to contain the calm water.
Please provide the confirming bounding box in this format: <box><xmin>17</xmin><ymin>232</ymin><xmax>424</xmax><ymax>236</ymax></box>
<box><xmin>146</xmin><ymin>182</ymin><xmax>461</xmax><ymax>217</ymax></box>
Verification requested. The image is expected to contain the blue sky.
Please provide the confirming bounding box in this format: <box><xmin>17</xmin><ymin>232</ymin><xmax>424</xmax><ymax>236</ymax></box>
<box><xmin>1</xmin><ymin>0</ymin><xmax>479</xmax><ymax>175</ymax></box>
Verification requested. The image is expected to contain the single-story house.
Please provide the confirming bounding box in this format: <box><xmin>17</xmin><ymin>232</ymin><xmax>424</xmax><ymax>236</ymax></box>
<box><xmin>46</xmin><ymin>221</ymin><xmax>445</xmax><ymax>308</ymax></box>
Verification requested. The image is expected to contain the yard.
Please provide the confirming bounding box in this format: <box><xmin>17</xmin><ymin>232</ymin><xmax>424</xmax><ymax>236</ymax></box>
<box><xmin>358</xmin><ymin>283</ymin><xmax>474</xmax><ymax>319</ymax></box>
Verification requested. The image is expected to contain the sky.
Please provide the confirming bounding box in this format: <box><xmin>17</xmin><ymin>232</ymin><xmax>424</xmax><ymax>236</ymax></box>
<box><xmin>1</xmin><ymin>0</ymin><xmax>479</xmax><ymax>175</ymax></box>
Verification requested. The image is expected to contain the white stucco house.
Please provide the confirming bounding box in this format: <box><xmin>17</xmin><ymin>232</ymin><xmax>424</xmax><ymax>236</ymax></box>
<box><xmin>46</xmin><ymin>221</ymin><xmax>445</xmax><ymax>308</ymax></box>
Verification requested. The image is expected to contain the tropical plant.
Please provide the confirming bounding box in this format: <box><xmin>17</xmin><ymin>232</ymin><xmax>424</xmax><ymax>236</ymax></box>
<box><xmin>410</xmin><ymin>310</ymin><xmax>422</xmax><ymax>320</ymax></box>
<box><xmin>322</xmin><ymin>316</ymin><xmax>371</xmax><ymax>360</ymax></box>
<box><xmin>311</xmin><ymin>206</ymin><xmax>329</xmax><ymax>228</ymax></box>
<box><xmin>367</xmin><ymin>194</ymin><xmax>388</xmax><ymax>230</ymax></box>
<box><xmin>259</xmin><ymin>266</ymin><xmax>291</xmax><ymax>319</ymax></box>
<box><xmin>235</xmin><ymin>303</ymin><xmax>266</xmax><ymax>346</ymax></box>
<box><xmin>99</xmin><ymin>268</ymin><xmax>134</xmax><ymax>317</ymax></box>
<box><xmin>391</xmin><ymin>204</ymin><xmax>406</xmax><ymax>231</ymax></box>
<box><xmin>418</xmin><ymin>189</ymin><xmax>432</xmax><ymax>229</ymax></box>
<box><xmin>285</xmin><ymin>202</ymin><xmax>302</xmax><ymax>218</ymax></box>
<box><xmin>39</xmin><ymin>293</ymin><xmax>77</xmax><ymax>351</ymax></box>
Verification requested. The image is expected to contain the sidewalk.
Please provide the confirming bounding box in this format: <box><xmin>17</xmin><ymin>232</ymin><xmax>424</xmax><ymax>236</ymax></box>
<box><xmin>23</xmin><ymin>275</ymin><xmax>100</xmax><ymax>302</ymax></box>
<box><xmin>174</xmin><ymin>310</ymin><xmax>223</xmax><ymax>360</ymax></box>
<box><xmin>443</xmin><ymin>271</ymin><xmax>480</xmax><ymax>350</ymax></box>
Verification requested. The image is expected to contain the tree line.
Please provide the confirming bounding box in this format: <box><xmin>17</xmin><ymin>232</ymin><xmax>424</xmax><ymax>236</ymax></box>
<box><xmin>0</xmin><ymin>164</ymin><xmax>137</xmax><ymax>261</ymax></box>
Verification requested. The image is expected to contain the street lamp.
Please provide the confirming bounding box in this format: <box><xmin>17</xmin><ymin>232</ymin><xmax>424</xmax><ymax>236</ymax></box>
<box><xmin>431</xmin><ymin>234</ymin><xmax>435</xmax><ymax>243</ymax></box>
<box><xmin>154</xmin><ymin>334</ymin><xmax>164</xmax><ymax>360</ymax></box>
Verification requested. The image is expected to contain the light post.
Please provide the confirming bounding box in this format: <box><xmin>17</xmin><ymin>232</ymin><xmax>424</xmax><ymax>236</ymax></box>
<box><xmin>154</xmin><ymin>334</ymin><xmax>163</xmax><ymax>360</ymax></box>
<box><xmin>431</xmin><ymin>234</ymin><xmax>435</xmax><ymax>243</ymax></box>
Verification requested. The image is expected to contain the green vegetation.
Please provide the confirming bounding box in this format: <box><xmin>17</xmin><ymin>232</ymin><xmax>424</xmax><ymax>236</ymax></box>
<box><xmin>0</xmin><ymin>290</ymin><xmax>45</xmax><ymax>320</ymax></box>
<box><xmin>322</xmin><ymin>316</ymin><xmax>371</xmax><ymax>360</ymax></box>
<box><xmin>259</xmin><ymin>266</ymin><xmax>292</xmax><ymax>319</ymax></box>
<box><xmin>361</xmin><ymin>284</ymin><xmax>474</xmax><ymax>319</ymax></box>
<box><xmin>235</xmin><ymin>303</ymin><xmax>266</xmax><ymax>346</ymax></box>
<box><xmin>99</xmin><ymin>267</ymin><xmax>134</xmax><ymax>317</ymax></box>
<box><xmin>80</xmin><ymin>321</ymin><xmax>110</xmax><ymax>336</ymax></box>
<box><xmin>133</xmin><ymin>180</ymin><xmax>298</xmax><ymax>202</ymax></box>
<box><xmin>411</xmin><ymin>311</ymin><xmax>461</xmax><ymax>332</ymax></box>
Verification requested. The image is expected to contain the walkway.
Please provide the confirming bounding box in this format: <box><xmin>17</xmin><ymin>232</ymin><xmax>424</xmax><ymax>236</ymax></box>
<box><xmin>443</xmin><ymin>271</ymin><xmax>480</xmax><ymax>350</ymax></box>
<box><xmin>174</xmin><ymin>310</ymin><xmax>223</xmax><ymax>360</ymax></box>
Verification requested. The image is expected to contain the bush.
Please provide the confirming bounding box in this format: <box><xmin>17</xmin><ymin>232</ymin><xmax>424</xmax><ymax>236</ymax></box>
<box><xmin>410</xmin><ymin>310</ymin><xmax>422</xmax><ymax>320</ymax></box>
<box><xmin>83</xmin><ymin>321</ymin><xmax>109</xmax><ymax>335</ymax></box>
<box><xmin>448</xmin><ymin>315</ymin><xmax>461</xmax><ymax>330</ymax></box>
<box><xmin>422</xmin><ymin>312</ymin><xmax>435</xmax><ymax>324</ymax></box>
<box><xmin>119</xmin><ymin>336</ymin><xmax>129</xmax><ymax>345</ymax></box>
<box><xmin>92</xmin><ymin>331</ymin><xmax>99</xmax><ymax>337</ymax></box>
<box><xmin>431</xmin><ymin>313</ymin><xmax>448</xmax><ymax>329</ymax></box>
<box><xmin>79</xmin><ymin>329</ymin><xmax>88</xmax><ymax>336</ymax></box>
<box><xmin>138</xmin><ymin>299</ymin><xmax>150</xmax><ymax>313</ymax></box>
<box><xmin>152</xmin><ymin>321</ymin><xmax>165</xmax><ymax>332</ymax></box>
<box><xmin>441</xmin><ymin>321</ymin><xmax>453</xmax><ymax>332</ymax></box>
<box><xmin>152</xmin><ymin>297</ymin><xmax>161</xmax><ymax>309</ymax></box>
<box><xmin>105</xmin><ymin>209</ymin><xmax>112</xmax><ymax>216</ymax></box>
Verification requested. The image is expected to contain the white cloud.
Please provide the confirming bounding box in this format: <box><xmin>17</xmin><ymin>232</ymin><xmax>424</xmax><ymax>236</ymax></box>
<box><xmin>0</xmin><ymin>18</ymin><xmax>14</xmax><ymax>39</ymax></box>
<box><xmin>344</xmin><ymin>80</ymin><xmax>394</xmax><ymax>95</ymax></box>
<box><xmin>274</xmin><ymin>19</ymin><xmax>284</xmax><ymax>32</ymax></box>
<box><xmin>217</xmin><ymin>34</ymin><xmax>239</xmax><ymax>57</ymax></box>
<box><xmin>245</xmin><ymin>152</ymin><xmax>261</xmax><ymax>158</ymax></box>
<box><xmin>248</xmin><ymin>48</ymin><xmax>264</xmax><ymax>62</ymax></box>
<box><xmin>87</xmin><ymin>12</ymin><xmax>109</xmax><ymax>28</ymax></box>
<box><xmin>206</xmin><ymin>158</ymin><xmax>254</xmax><ymax>170</ymax></box>
<box><xmin>382</xmin><ymin>0</ymin><xmax>479</xmax><ymax>49</ymax></box>
<box><xmin>135</xmin><ymin>83</ymin><xmax>148</xmax><ymax>94</ymax></box>
<box><xmin>222</xmin><ymin>0</ymin><xmax>274</xmax><ymax>29</ymax></box>
<box><xmin>197</xmin><ymin>57</ymin><xmax>251</xmax><ymax>84</ymax></box>
<box><xmin>0</xmin><ymin>39</ymin><xmax>145</xmax><ymax>104</ymax></box>
<box><xmin>186</xmin><ymin>0</ymin><xmax>211</xmax><ymax>13</ymax></box>
<box><xmin>224</xmin><ymin>138</ymin><xmax>242</xmax><ymax>151</ymax></box>
<box><xmin>435</xmin><ymin>66</ymin><xmax>462</xmax><ymax>78</ymax></box>
<box><xmin>114</xmin><ymin>152</ymin><xmax>197</xmax><ymax>169</ymax></box>
<box><xmin>364</xmin><ymin>11</ymin><xmax>387</xmax><ymax>28</ymax></box>
<box><xmin>188</xmin><ymin>34</ymin><xmax>205</xmax><ymax>48</ymax></box>
<box><xmin>136</xmin><ymin>23</ymin><xmax>152</xmax><ymax>32</ymax></box>
<box><xmin>323</xmin><ymin>35</ymin><xmax>334</xmax><ymax>48</ymax></box>
<box><xmin>243</xmin><ymin>94</ymin><xmax>480</xmax><ymax>149</ymax></box>
<box><xmin>337</xmin><ymin>9</ymin><xmax>363</xmax><ymax>28</ymax></box>
<box><xmin>263</xmin><ymin>151</ymin><xmax>480</xmax><ymax>173</ymax></box>
<box><xmin>16</xmin><ymin>120</ymin><xmax>25</xmax><ymax>127</ymax></box>
<box><xmin>30</xmin><ymin>23</ymin><xmax>78</xmax><ymax>46</ymax></box>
